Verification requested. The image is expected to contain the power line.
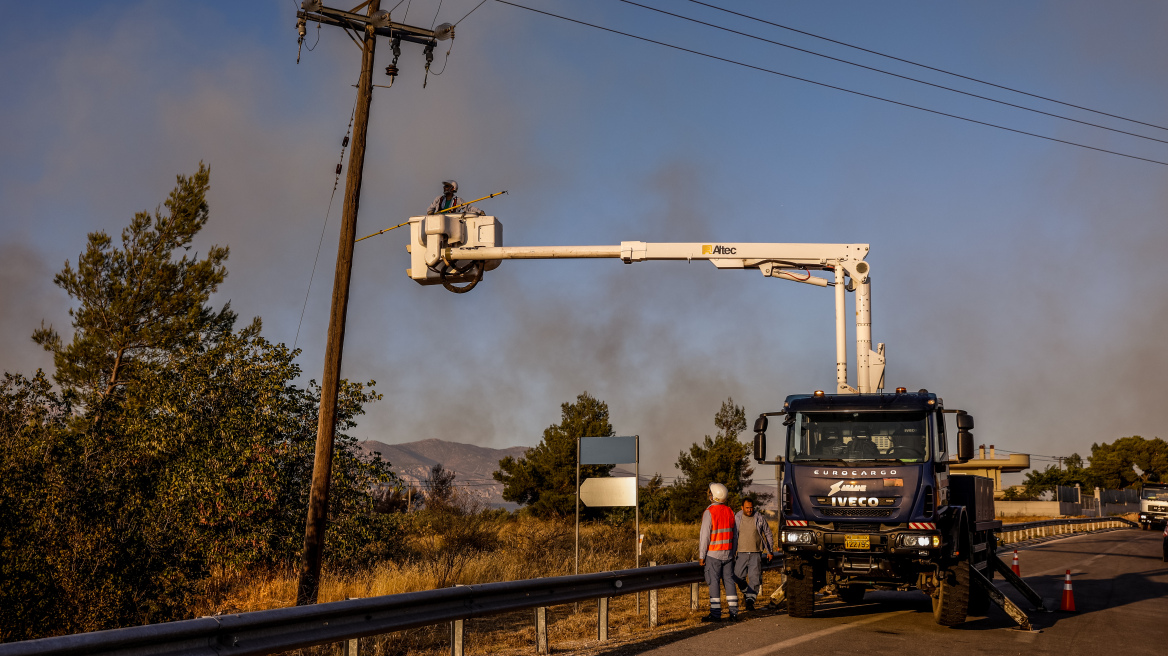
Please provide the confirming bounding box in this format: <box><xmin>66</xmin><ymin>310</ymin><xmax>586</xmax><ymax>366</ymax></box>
<box><xmin>455</xmin><ymin>0</ymin><xmax>489</xmax><ymax>25</ymax></box>
<box><xmin>617</xmin><ymin>0</ymin><xmax>1168</xmax><ymax>147</ymax></box>
<box><xmin>494</xmin><ymin>1</ymin><xmax>1168</xmax><ymax>167</ymax></box>
<box><xmin>293</xmin><ymin>91</ymin><xmax>360</xmax><ymax>351</ymax></box>
<box><xmin>686</xmin><ymin>0</ymin><xmax>1168</xmax><ymax>134</ymax></box>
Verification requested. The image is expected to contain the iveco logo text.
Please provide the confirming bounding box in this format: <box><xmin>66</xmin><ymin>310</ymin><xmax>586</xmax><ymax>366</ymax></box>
<box><xmin>701</xmin><ymin>244</ymin><xmax>737</xmax><ymax>255</ymax></box>
<box><xmin>832</xmin><ymin>497</ymin><xmax>881</xmax><ymax>507</ymax></box>
<box><xmin>828</xmin><ymin>481</ymin><xmax>866</xmax><ymax>496</ymax></box>
<box><xmin>813</xmin><ymin>470</ymin><xmax>896</xmax><ymax>476</ymax></box>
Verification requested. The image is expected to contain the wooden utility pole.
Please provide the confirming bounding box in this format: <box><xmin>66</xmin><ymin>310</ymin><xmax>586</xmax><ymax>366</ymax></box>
<box><xmin>293</xmin><ymin>0</ymin><xmax>451</xmax><ymax>606</ymax></box>
<box><xmin>296</xmin><ymin>0</ymin><xmax>381</xmax><ymax>607</ymax></box>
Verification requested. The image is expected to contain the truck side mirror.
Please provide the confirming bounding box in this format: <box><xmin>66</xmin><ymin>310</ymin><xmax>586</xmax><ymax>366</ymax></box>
<box><xmin>956</xmin><ymin>429</ymin><xmax>974</xmax><ymax>463</ymax></box>
<box><xmin>956</xmin><ymin>411</ymin><xmax>974</xmax><ymax>430</ymax></box>
<box><xmin>754</xmin><ymin>415</ymin><xmax>769</xmax><ymax>433</ymax></box>
<box><xmin>753</xmin><ymin>433</ymin><xmax>766</xmax><ymax>462</ymax></box>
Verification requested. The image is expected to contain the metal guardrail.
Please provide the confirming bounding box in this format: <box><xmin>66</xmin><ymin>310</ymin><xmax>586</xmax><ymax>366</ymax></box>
<box><xmin>0</xmin><ymin>560</ymin><xmax>782</xmax><ymax>656</ymax></box>
<box><xmin>0</xmin><ymin>517</ymin><xmax>1131</xmax><ymax>656</ymax></box>
<box><xmin>996</xmin><ymin>517</ymin><xmax>1136</xmax><ymax>545</ymax></box>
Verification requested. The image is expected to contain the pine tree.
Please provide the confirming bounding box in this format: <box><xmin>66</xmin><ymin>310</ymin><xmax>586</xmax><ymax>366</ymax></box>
<box><xmin>667</xmin><ymin>397</ymin><xmax>769</xmax><ymax>521</ymax></box>
<box><xmin>494</xmin><ymin>392</ymin><xmax>615</xmax><ymax>518</ymax></box>
<box><xmin>32</xmin><ymin>163</ymin><xmax>234</xmax><ymax>405</ymax></box>
<box><xmin>1</xmin><ymin>166</ymin><xmax>398</xmax><ymax>638</ymax></box>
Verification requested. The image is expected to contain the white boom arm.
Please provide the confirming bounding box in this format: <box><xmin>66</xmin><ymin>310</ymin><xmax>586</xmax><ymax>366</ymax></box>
<box><xmin>404</xmin><ymin>214</ymin><xmax>883</xmax><ymax>394</ymax></box>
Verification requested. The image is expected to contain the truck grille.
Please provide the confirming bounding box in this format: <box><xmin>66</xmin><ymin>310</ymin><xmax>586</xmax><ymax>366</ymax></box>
<box><xmin>835</xmin><ymin>523</ymin><xmax>882</xmax><ymax>532</ymax></box>
<box><xmin>820</xmin><ymin>508</ymin><xmax>894</xmax><ymax>518</ymax></box>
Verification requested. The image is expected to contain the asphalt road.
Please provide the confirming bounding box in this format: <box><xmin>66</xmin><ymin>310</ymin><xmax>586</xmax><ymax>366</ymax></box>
<box><xmin>636</xmin><ymin>528</ymin><xmax>1167</xmax><ymax>656</ymax></box>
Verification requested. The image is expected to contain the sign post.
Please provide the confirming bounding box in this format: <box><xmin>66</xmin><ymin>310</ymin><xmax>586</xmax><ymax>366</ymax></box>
<box><xmin>577</xmin><ymin>435</ymin><xmax>641</xmax><ymax>609</ymax></box>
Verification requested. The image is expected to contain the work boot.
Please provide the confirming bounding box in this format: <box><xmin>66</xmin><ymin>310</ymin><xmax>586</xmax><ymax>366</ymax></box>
<box><xmin>727</xmin><ymin>612</ymin><xmax>739</xmax><ymax>622</ymax></box>
<box><xmin>745</xmin><ymin>599</ymin><xmax>755</xmax><ymax>611</ymax></box>
<box><xmin>700</xmin><ymin>613</ymin><xmax>721</xmax><ymax>623</ymax></box>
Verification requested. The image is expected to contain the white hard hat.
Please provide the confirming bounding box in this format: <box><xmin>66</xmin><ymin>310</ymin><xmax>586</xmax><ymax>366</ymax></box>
<box><xmin>442</xmin><ymin>179</ymin><xmax>458</xmax><ymax>192</ymax></box>
<box><xmin>708</xmin><ymin>482</ymin><xmax>728</xmax><ymax>502</ymax></box>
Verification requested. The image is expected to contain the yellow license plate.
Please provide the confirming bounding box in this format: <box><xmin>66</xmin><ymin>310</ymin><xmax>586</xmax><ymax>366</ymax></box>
<box><xmin>844</xmin><ymin>535</ymin><xmax>870</xmax><ymax>550</ymax></box>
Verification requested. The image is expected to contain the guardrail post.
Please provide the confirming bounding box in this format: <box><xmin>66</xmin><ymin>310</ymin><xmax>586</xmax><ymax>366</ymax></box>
<box><xmin>535</xmin><ymin>607</ymin><xmax>548</xmax><ymax>655</ymax></box>
<box><xmin>344</xmin><ymin>597</ymin><xmax>360</xmax><ymax>656</ymax></box>
<box><xmin>691</xmin><ymin>582</ymin><xmax>700</xmax><ymax>610</ymax></box>
<box><xmin>450</xmin><ymin>619</ymin><xmax>464</xmax><ymax>656</ymax></box>
<box><xmin>598</xmin><ymin>597</ymin><xmax>609</xmax><ymax>642</ymax></box>
<box><xmin>648</xmin><ymin>561</ymin><xmax>658</xmax><ymax>628</ymax></box>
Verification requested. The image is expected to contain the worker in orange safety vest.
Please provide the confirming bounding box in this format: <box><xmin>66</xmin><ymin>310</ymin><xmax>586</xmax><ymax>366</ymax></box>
<box><xmin>699</xmin><ymin>482</ymin><xmax>739</xmax><ymax>622</ymax></box>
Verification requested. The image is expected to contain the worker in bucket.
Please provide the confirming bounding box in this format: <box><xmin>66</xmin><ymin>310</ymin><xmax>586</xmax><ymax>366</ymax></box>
<box><xmin>426</xmin><ymin>180</ymin><xmax>483</xmax><ymax>215</ymax></box>
<box><xmin>733</xmin><ymin>498</ymin><xmax>775</xmax><ymax>611</ymax></box>
<box><xmin>698</xmin><ymin>482</ymin><xmax>739</xmax><ymax>622</ymax></box>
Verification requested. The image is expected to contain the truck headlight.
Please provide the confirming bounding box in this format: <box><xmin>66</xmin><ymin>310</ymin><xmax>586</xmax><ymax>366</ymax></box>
<box><xmin>898</xmin><ymin>534</ymin><xmax>938</xmax><ymax>548</ymax></box>
<box><xmin>783</xmin><ymin>531</ymin><xmax>814</xmax><ymax>544</ymax></box>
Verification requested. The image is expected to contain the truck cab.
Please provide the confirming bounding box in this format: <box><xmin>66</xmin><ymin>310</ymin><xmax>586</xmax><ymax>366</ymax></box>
<box><xmin>755</xmin><ymin>388</ymin><xmax>1000</xmax><ymax>626</ymax></box>
<box><xmin>1139</xmin><ymin>483</ymin><xmax>1168</xmax><ymax>530</ymax></box>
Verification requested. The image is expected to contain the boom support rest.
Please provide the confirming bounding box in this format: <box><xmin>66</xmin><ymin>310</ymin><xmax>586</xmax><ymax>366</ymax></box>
<box><xmin>989</xmin><ymin>551</ymin><xmax>1048</xmax><ymax>611</ymax></box>
<box><xmin>969</xmin><ymin>565</ymin><xmax>1034</xmax><ymax>631</ymax></box>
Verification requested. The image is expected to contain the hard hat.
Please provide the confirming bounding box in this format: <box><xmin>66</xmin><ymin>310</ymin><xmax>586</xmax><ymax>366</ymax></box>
<box><xmin>442</xmin><ymin>179</ymin><xmax>458</xmax><ymax>192</ymax></box>
<box><xmin>708</xmin><ymin>482</ymin><xmax>728</xmax><ymax>502</ymax></box>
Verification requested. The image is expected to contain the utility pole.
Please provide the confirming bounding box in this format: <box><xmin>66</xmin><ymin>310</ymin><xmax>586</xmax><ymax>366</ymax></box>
<box><xmin>294</xmin><ymin>0</ymin><xmax>454</xmax><ymax>606</ymax></box>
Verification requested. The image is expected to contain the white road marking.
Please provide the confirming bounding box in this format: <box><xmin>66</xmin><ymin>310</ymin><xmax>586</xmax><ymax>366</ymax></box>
<box><xmin>1026</xmin><ymin>532</ymin><xmax>1134</xmax><ymax>578</ymax></box>
<box><xmin>734</xmin><ymin>611</ymin><xmax>912</xmax><ymax>655</ymax></box>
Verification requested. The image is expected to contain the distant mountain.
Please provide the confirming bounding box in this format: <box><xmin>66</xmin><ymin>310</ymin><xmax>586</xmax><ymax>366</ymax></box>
<box><xmin>358</xmin><ymin>438</ymin><xmax>528</xmax><ymax>509</ymax></box>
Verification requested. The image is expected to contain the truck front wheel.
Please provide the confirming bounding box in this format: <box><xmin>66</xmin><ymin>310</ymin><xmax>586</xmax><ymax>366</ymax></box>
<box><xmin>785</xmin><ymin>557</ymin><xmax>816</xmax><ymax>618</ymax></box>
<box><xmin>932</xmin><ymin>560</ymin><xmax>970</xmax><ymax>627</ymax></box>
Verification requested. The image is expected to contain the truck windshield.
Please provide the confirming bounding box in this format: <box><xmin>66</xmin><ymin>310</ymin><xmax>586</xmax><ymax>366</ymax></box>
<box><xmin>787</xmin><ymin>411</ymin><xmax>929</xmax><ymax>462</ymax></box>
<box><xmin>1142</xmin><ymin>489</ymin><xmax>1168</xmax><ymax>501</ymax></box>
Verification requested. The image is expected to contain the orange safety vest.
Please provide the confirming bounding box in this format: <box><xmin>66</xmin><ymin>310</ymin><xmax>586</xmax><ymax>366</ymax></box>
<box><xmin>707</xmin><ymin>503</ymin><xmax>735</xmax><ymax>552</ymax></box>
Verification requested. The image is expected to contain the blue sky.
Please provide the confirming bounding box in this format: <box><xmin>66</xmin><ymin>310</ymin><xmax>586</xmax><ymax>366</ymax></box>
<box><xmin>2</xmin><ymin>0</ymin><xmax>1166</xmax><ymax>484</ymax></box>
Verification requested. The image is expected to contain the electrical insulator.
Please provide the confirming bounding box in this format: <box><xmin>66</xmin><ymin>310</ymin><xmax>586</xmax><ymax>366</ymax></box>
<box><xmin>335</xmin><ymin>163</ymin><xmax>343</xmax><ymax>175</ymax></box>
<box><xmin>422</xmin><ymin>43</ymin><xmax>435</xmax><ymax>88</ymax></box>
<box><xmin>386</xmin><ymin>38</ymin><xmax>401</xmax><ymax>85</ymax></box>
<box><xmin>342</xmin><ymin>136</ymin><xmax>349</xmax><ymax>148</ymax></box>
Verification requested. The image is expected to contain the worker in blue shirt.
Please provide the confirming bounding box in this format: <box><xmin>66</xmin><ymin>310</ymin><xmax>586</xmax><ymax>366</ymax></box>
<box><xmin>427</xmin><ymin>180</ymin><xmax>482</xmax><ymax>215</ymax></box>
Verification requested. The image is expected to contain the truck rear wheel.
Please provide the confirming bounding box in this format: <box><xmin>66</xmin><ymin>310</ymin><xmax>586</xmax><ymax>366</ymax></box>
<box><xmin>932</xmin><ymin>560</ymin><xmax>970</xmax><ymax>627</ymax></box>
<box><xmin>967</xmin><ymin>565</ymin><xmax>991</xmax><ymax>615</ymax></box>
<box><xmin>838</xmin><ymin>584</ymin><xmax>866</xmax><ymax>604</ymax></box>
<box><xmin>785</xmin><ymin>557</ymin><xmax>816</xmax><ymax>618</ymax></box>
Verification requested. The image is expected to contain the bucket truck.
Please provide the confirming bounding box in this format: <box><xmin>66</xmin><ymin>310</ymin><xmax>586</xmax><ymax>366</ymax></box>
<box><xmin>403</xmin><ymin>212</ymin><xmax>1044</xmax><ymax>629</ymax></box>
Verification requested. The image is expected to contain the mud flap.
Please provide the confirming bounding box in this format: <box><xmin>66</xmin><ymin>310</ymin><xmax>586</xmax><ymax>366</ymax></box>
<box><xmin>969</xmin><ymin>564</ymin><xmax>1034</xmax><ymax>631</ymax></box>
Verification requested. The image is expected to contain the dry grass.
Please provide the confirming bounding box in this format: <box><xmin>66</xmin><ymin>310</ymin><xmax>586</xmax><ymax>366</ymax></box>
<box><xmin>200</xmin><ymin>518</ymin><xmax>783</xmax><ymax>656</ymax></box>
<box><xmin>995</xmin><ymin>515</ymin><xmax>1059</xmax><ymax>523</ymax></box>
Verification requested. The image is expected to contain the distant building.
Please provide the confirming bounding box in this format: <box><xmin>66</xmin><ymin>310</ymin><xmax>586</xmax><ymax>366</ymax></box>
<box><xmin>949</xmin><ymin>444</ymin><xmax>1030</xmax><ymax>496</ymax></box>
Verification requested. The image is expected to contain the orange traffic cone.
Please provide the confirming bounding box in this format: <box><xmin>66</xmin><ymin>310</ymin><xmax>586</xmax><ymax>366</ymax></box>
<box><xmin>1011</xmin><ymin>550</ymin><xmax>1020</xmax><ymax>576</ymax></box>
<box><xmin>1059</xmin><ymin>570</ymin><xmax>1077</xmax><ymax>612</ymax></box>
